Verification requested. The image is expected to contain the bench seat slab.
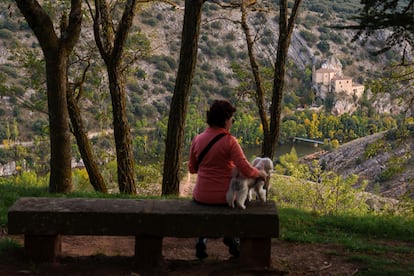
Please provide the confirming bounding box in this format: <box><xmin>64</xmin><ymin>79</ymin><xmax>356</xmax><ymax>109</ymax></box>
<box><xmin>8</xmin><ymin>197</ymin><xmax>279</xmax><ymax>267</ymax></box>
<box><xmin>8</xmin><ymin>197</ymin><xmax>279</xmax><ymax>238</ymax></box>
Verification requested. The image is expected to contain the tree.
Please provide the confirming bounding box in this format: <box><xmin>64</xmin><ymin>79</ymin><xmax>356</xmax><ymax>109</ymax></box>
<box><xmin>15</xmin><ymin>0</ymin><xmax>82</xmax><ymax>193</ymax></box>
<box><xmin>266</xmin><ymin>0</ymin><xmax>302</xmax><ymax>159</ymax></box>
<box><xmin>350</xmin><ymin>0</ymin><xmax>414</xmax><ymax>55</ymax></box>
<box><xmin>237</xmin><ymin>0</ymin><xmax>302</xmax><ymax>159</ymax></box>
<box><xmin>347</xmin><ymin>0</ymin><xmax>414</xmax><ymax>117</ymax></box>
<box><xmin>67</xmin><ymin>58</ymin><xmax>108</xmax><ymax>193</ymax></box>
<box><xmin>239</xmin><ymin>0</ymin><xmax>270</xmax><ymax>156</ymax></box>
<box><xmin>88</xmin><ymin>0</ymin><xmax>139</xmax><ymax>194</ymax></box>
<box><xmin>162</xmin><ymin>0</ymin><xmax>205</xmax><ymax>195</ymax></box>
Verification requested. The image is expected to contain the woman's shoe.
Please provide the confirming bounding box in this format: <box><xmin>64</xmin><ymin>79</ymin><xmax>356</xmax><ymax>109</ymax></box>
<box><xmin>223</xmin><ymin>237</ymin><xmax>240</xmax><ymax>257</ymax></box>
<box><xmin>196</xmin><ymin>238</ymin><xmax>208</xmax><ymax>259</ymax></box>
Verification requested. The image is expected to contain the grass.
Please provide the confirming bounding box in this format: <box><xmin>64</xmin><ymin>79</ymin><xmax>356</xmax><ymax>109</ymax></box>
<box><xmin>1</xmin><ymin>176</ymin><xmax>414</xmax><ymax>274</ymax></box>
<box><xmin>278</xmin><ymin>208</ymin><xmax>414</xmax><ymax>275</ymax></box>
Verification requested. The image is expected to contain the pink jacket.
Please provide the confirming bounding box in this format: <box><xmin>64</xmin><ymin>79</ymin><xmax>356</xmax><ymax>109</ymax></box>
<box><xmin>188</xmin><ymin>127</ymin><xmax>259</xmax><ymax>204</ymax></box>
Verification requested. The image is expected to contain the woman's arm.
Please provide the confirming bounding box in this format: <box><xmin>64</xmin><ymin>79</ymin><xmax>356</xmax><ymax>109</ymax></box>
<box><xmin>229</xmin><ymin>136</ymin><xmax>259</xmax><ymax>178</ymax></box>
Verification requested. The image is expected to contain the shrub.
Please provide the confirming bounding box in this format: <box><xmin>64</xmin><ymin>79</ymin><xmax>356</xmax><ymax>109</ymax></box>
<box><xmin>364</xmin><ymin>140</ymin><xmax>391</xmax><ymax>159</ymax></box>
<box><xmin>316</xmin><ymin>41</ymin><xmax>330</xmax><ymax>53</ymax></box>
<box><xmin>0</xmin><ymin>29</ymin><xmax>13</xmax><ymax>39</ymax></box>
<box><xmin>153</xmin><ymin>71</ymin><xmax>167</xmax><ymax>81</ymax></box>
<box><xmin>73</xmin><ymin>168</ymin><xmax>93</xmax><ymax>192</ymax></box>
<box><xmin>300</xmin><ymin>30</ymin><xmax>318</xmax><ymax>46</ymax></box>
<box><xmin>135</xmin><ymin>164</ymin><xmax>162</xmax><ymax>196</ymax></box>
<box><xmin>141</xmin><ymin>18</ymin><xmax>157</xmax><ymax>27</ymax></box>
<box><xmin>210</xmin><ymin>21</ymin><xmax>222</xmax><ymax>30</ymax></box>
<box><xmin>272</xmin><ymin>162</ymin><xmax>368</xmax><ymax>216</ymax></box>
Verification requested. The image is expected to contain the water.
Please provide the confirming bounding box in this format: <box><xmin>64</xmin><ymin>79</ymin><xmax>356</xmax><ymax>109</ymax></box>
<box><xmin>243</xmin><ymin>141</ymin><xmax>322</xmax><ymax>161</ymax></box>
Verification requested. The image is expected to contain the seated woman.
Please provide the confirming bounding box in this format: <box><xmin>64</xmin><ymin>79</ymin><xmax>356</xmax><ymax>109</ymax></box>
<box><xmin>188</xmin><ymin>99</ymin><xmax>266</xmax><ymax>259</ymax></box>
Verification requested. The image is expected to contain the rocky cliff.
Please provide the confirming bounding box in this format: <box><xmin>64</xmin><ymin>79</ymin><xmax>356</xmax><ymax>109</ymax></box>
<box><xmin>317</xmin><ymin>128</ymin><xmax>414</xmax><ymax>200</ymax></box>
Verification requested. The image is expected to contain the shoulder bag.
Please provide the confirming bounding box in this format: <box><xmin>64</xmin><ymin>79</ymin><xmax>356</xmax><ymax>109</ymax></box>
<box><xmin>195</xmin><ymin>132</ymin><xmax>226</xmax><ymax>172</ymax></box>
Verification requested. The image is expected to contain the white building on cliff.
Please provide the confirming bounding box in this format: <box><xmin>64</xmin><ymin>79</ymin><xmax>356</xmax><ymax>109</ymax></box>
<box><xmin>312</xmin><ymin>56</ymin><xmax>365</xmax><ymax>114</ymax></box>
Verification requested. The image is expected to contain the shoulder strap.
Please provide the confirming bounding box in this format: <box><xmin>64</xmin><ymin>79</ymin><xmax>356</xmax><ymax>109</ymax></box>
<box><xmin>196</xmin><ymin>132</ymin><xmax>226</xmax><ymax>171</ymax></box>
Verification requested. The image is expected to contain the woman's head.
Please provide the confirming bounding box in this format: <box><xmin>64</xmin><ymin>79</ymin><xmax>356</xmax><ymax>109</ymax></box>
<box><xmin>207</xmin><ymin>99</ymin><xmax>236</xmax><ymax>128</ymax></box>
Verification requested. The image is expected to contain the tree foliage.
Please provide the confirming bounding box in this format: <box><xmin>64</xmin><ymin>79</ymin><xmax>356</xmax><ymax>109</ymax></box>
<box><xmin>350</xmin><ymin>0</ymin><xmax>414</xmax><ymax>55</ymax></box>
<box><xmin>342</xmin><ymin>0</ymin><xmax>414</xmax><ymax>117</ymax></box>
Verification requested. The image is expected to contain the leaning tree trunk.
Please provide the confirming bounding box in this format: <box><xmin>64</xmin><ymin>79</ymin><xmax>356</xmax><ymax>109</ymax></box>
<box><xmin>240</xmin><ymin>1</ymin><xmax>270</xmax><ymax>158</ymax></box>
<box><xmin>67</xmin><ymin>91</ymin><xmax>108</xmax><ymax>193</ymax></box>
<box><xmin>15</xmin><ymin>0</ymin><xmax>82</xmax><ymax>193</ymax></box>
<box><xmin>162</xmin><ymin>0</ymin><xmax>205</xmax><ymax>195</ymax></box>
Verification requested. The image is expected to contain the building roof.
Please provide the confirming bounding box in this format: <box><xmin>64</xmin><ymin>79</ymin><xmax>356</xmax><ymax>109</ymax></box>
<box><xmin>314</xmin><ymin>68</ymin><xmax>337</xmax><ymax>73</ymax></box>
<box><xmin>332</xmin><ymin>76</ymin><xmax>352</xmax><ymax>81</ymax></box>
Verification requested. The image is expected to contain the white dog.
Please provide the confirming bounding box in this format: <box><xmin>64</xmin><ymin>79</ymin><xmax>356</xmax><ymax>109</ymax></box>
<box><xmin>226</xmin><ymin>157</ymin><xmax>273</xmax><ymax>209</ymax></box>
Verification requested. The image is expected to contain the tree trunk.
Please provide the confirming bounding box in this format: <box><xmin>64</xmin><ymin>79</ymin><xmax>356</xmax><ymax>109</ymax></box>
<box><xmin>92</xmin><ymin>0</ymin><xmax>137</xmax><ymax>194</ymax></box>
<box><xmin>264</xmin><ymin>0</ymin><xmax>302</xmax><ymax>160</ymax></box>
<box><xmin>162</xmin><ymin>0</ymin><xmax>205</xmax><ymax>195</ymax></box>
<box><xmin>240</xmin><ymin>1</ymin><xmax>270</xmax><ymax>158</ymax></box>
<box><xmin>47</xmin><ymin>52</ymin><xmax>73</xmax><ymax>193</ymax></box>
<box><xmin>108</xmin><ymin>67</ymin><xmax>136</xmax><ymax>194</ymax></box>
<box><xmin>67</xmin><ymin>90</ymin><xmax>108</xmax><ymax>193</ymax></box>
<box><xmin>15</xmin><ymin>0</ymin><xmax>82</xmax><ymax>193</ymax></box>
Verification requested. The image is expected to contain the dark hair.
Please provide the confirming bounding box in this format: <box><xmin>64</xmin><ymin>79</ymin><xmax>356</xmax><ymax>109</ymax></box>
<box><xmin>206</xmin><ymin>99</ymin><xmax>236</xmax><ymax>128</ymax></box>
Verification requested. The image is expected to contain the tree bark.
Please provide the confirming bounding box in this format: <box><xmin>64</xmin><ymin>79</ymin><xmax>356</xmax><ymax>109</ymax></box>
<box><xmin>108</xmin><ymin>67</ymin><xmax>136</xmax><ymax>194</ymax></box>
<box><xmin>15</xmin><ymin>0</ymin><xmax>82</xmax><ymax>193</ymax></box>
<box><xmin>240</xmin><ymin>1</ymin><xmax>270</xmax><ymax>157</ymax></box>
<box><xmin>265</xmin><ymin>0</ymin><xmax>302</xmax><ymax>159</ymax></box>
<box><xmin>162</xmin><ymin>0</ymin><xmax>205</xmax><ymax>195</ymax></box>
<box><xmin>91</xmin><ymin>0</ymin><xmax>137</xmax><ymax>194</ymax></box>
<box><xmin>67</xmin><ymin>88</ymin><xmax>108</xmax><ymax>193</ymax></box>
<box><xmin>239</xmin><ymin>0</ymin><xmax>301</xmax><ymax>160</ymax></box>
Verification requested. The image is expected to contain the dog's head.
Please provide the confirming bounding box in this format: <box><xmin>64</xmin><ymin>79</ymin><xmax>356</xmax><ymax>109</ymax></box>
<box><xmin>252</xmin><ymin>157</ymin><xmax>273</xmax><ymax>189</ymax></box>
<box><xmin>252</xmin><ymin>157</ymin><xmax>273</xmax><ymax>175</ymax></box>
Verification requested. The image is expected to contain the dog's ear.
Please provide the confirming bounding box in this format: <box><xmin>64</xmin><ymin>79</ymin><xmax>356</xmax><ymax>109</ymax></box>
<box><xmin>252</xmin><ymin>157</ymin><xmax>260</xmax><ymax>167</ymax></box>
<box><xmin>264</xmin><ymin>158</ymin><xmax>274</xmax><ymax>173</ymax></box>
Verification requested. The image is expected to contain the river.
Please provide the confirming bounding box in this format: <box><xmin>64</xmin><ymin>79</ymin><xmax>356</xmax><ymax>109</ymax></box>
<box><xmin>243</xmin><ymin>141</ymin><xmax>323</xmax><ymax>160</ymax></box>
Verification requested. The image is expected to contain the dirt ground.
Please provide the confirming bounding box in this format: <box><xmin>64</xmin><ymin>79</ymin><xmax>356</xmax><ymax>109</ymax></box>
<box><xmin>1</xmin><ymin>235</ymin><xmax>360</xmax><ymax>275</ymax></box>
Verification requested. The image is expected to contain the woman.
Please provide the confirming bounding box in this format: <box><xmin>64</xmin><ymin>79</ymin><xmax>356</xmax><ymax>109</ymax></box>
<box><xmin>188</xmin><ymin>99</ymin><xmax>266</xmax><ymax>259</ymax></box>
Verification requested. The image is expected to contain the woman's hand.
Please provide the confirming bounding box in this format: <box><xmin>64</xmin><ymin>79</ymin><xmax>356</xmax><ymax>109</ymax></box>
<box><xmin>257</xmin><ymin>170</ymin><xmax>267</xmax><ymax>181</ymax></box>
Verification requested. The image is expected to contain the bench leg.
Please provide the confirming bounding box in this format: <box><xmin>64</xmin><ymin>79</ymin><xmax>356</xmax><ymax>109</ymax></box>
<box><xmin>135</xmin><ymin>235</ymin><xmax>163</xmax><ymax>268</ymax></box>
<box><xmin>24</xmin><ymin>234</ymin><xmax>61</xmax><ymax>262</ymax></box>
<box><xmin>240</xmin><ymin>238</ymin><xmax>271</xmax><ymax>267</ymax></box>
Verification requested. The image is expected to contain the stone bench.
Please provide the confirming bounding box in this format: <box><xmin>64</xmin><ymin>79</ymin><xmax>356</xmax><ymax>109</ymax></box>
<box><xmin>7</xmin><ymin>197</ymin><xmax>279</xmax><ymax>268</ymax></box>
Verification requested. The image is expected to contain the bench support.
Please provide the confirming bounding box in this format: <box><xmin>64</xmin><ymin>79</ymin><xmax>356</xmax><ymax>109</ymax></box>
<box><xmin>135</xmin><ymin>235</ymin><xmax>163</xmax><ymax>267</ymax></box>
<box><xmin>240</xmin><ymin>238</ymin><xmax>271</xmax><ymax>267</ymax></box>
<box><xmin>25</xmin><ymin>234</ymin><xmax>61</xmax><ymax>262</ymax></box>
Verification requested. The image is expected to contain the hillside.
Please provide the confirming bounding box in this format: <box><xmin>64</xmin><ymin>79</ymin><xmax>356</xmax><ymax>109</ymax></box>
<box><xmin>0</xmin><ymin>0</ymin><xmax>400</xmax><ymax>141</ymax></box>
<box><xmin>317</xmin><ymin>127</ymin><xmax>414</xmax><ymax>200</ymax></box>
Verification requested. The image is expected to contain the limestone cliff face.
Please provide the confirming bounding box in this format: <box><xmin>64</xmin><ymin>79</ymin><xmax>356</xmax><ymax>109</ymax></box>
<box><xmin>320</xmin><ymin>56</ymin><xmax>343</xmax><ymax>76</ymax></box>
<box><xmin>331</xmin><ymin>92</ymin><xmax>359</xmax><ymax>115</ymax></box>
